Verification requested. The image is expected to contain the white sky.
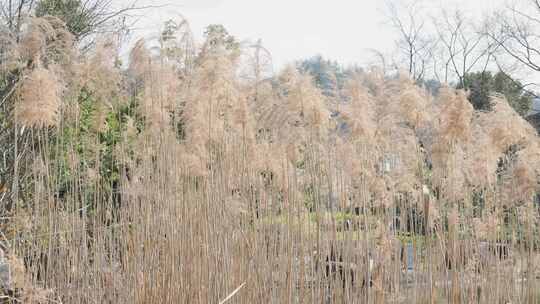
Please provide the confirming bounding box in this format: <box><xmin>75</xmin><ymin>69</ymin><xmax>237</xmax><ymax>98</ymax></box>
<box><xmin>128</xmin><ymin>0</ymin><xmax>508</xmax><ymax>70</ymax></box>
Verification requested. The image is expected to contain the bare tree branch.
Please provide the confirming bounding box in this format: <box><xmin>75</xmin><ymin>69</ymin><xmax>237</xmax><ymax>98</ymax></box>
<box><xmin>484</xmin><ymin>0</ymin><xmax>540</xmax><ymax>85</ymax></box>
<box><xmin>385</xmin><ymin>0</ymin><xmax>435</xmax><ymax>81</ymax></box>
<box><xmin>434</xmin><ymin>8</ymin><xmax>494</xmax><ymax>86</ymax></box>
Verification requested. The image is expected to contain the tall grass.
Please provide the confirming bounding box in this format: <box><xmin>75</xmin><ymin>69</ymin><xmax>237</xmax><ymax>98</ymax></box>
<box><xmin>1</xmin><ymin>17</ymin><xmax>539</xmax><ymax>304</ymax></box>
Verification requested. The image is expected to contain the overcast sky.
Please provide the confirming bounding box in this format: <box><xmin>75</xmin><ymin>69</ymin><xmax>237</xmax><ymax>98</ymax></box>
<box><xmin>128</xmin><ymin>0</ymin><xmax>507</xmax><ymax>70</ymax></box>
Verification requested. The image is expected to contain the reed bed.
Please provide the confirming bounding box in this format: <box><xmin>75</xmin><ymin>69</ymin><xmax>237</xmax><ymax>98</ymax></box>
<box><xmin>0</xmin><ymin>17</ymin><xmax>539</xmax><ymax>303</ymax></box>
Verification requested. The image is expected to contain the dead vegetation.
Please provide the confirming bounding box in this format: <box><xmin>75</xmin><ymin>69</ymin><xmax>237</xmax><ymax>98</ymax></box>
<box><xmin>0</xmin><ymin>16</ymin><xmax>539</xmax><ymax>304</ymax></box>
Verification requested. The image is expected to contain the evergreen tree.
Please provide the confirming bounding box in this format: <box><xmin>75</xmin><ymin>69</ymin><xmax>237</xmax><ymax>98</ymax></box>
<box><xmin>457</xmin><ymin>71</ymin><xmax>533</xmax><ymax>116</ymax></box>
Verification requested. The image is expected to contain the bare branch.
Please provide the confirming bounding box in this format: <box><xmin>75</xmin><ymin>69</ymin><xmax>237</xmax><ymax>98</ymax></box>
<box><xmin>385</xmin><ymin>0</ymin><xmax>435</xmax><ymax>81</ymax></box>
<box><xmin>484</xmin><ymin>0</ymin><xmax>540</xmax><ymax>81</ymax></box>
<box><xmin>433</xmin><ymin>7</ymin><xmax>494</xmax><ymax>86</ymax></box>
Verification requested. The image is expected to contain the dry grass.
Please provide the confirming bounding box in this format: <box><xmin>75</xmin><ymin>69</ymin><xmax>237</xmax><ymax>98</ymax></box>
<box><xmin>0</xmin><ymin>16</ymin><xmax>539</xmax><ymax>304</ymax></box>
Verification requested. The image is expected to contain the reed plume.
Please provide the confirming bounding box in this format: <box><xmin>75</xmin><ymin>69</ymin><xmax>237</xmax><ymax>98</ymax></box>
<box><xmin>14</xmin><ymin>67</ymin><xmax>62</xmax><ymax>128</ymax></box>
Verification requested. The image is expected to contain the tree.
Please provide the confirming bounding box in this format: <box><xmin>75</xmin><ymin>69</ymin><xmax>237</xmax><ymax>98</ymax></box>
<box><xmin>35</xmin><ymin>0</ymin><xmax>92</xmax><ymax>38</ymax></box>
<box><xmin>492</xmin><ymin>71</ymin><xmax>534</xmax><ymax>116</ymax></box>
<box><xmin>239</xmin><ymin>38</ymin><xmax>273</xmax><ymax>102</ymax></box>
<box><xmin>385</xmin><ymin>0</ymin><xmax>434</xmax><ymax>81</ymax></box>
<box><xmin>297</xmin><ymin>55</ymin><xmax>344</xmax><ymax>97</ymax></box>
<box><xmin>33</xmin><ymin>0</ymin><xmax>154</xmax><ymax>43</ymax></box>
<box><xmin>160</xmin><ymin>17</ymin><xmax>196</xmax><ymax>76</ymax></box>
<box><xmin>0</xmin><ymin>0</ymin><xmax>35</xmax><ymax>33</ymax></box>
<box><xmin>201</xmin><ymin>24</ymin><xmax>240</xmax><ymax>56</ymax></box>
<box><xmin>434</xmin><ymin>8</ymin><xmax>496</xmax><ymax>86</ymax></box>
<box><xmin>457</xmin><ymin>72</ymin><xmax>493</xmax><ymax>111</ymax></box>
<box><xmin>485</xmin><ymin>0</ymin><xmax>540</xmax><ymax>90</ymax></box>
<box><xmin>421</xmin><ymin>78</ymin><xmax>442</xmax><ymax>96</ymax></box>
<box><xmin>457</xmin><ymin>71</ymin><xmax>533</xmax><ymax>115</ymax></box>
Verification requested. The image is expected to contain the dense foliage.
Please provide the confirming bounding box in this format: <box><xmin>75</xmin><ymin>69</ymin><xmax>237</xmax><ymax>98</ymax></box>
<box><xmin>458</xmin><ymin>71</ymin><xmax>533</xmax><ymax>115</ymax></box>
